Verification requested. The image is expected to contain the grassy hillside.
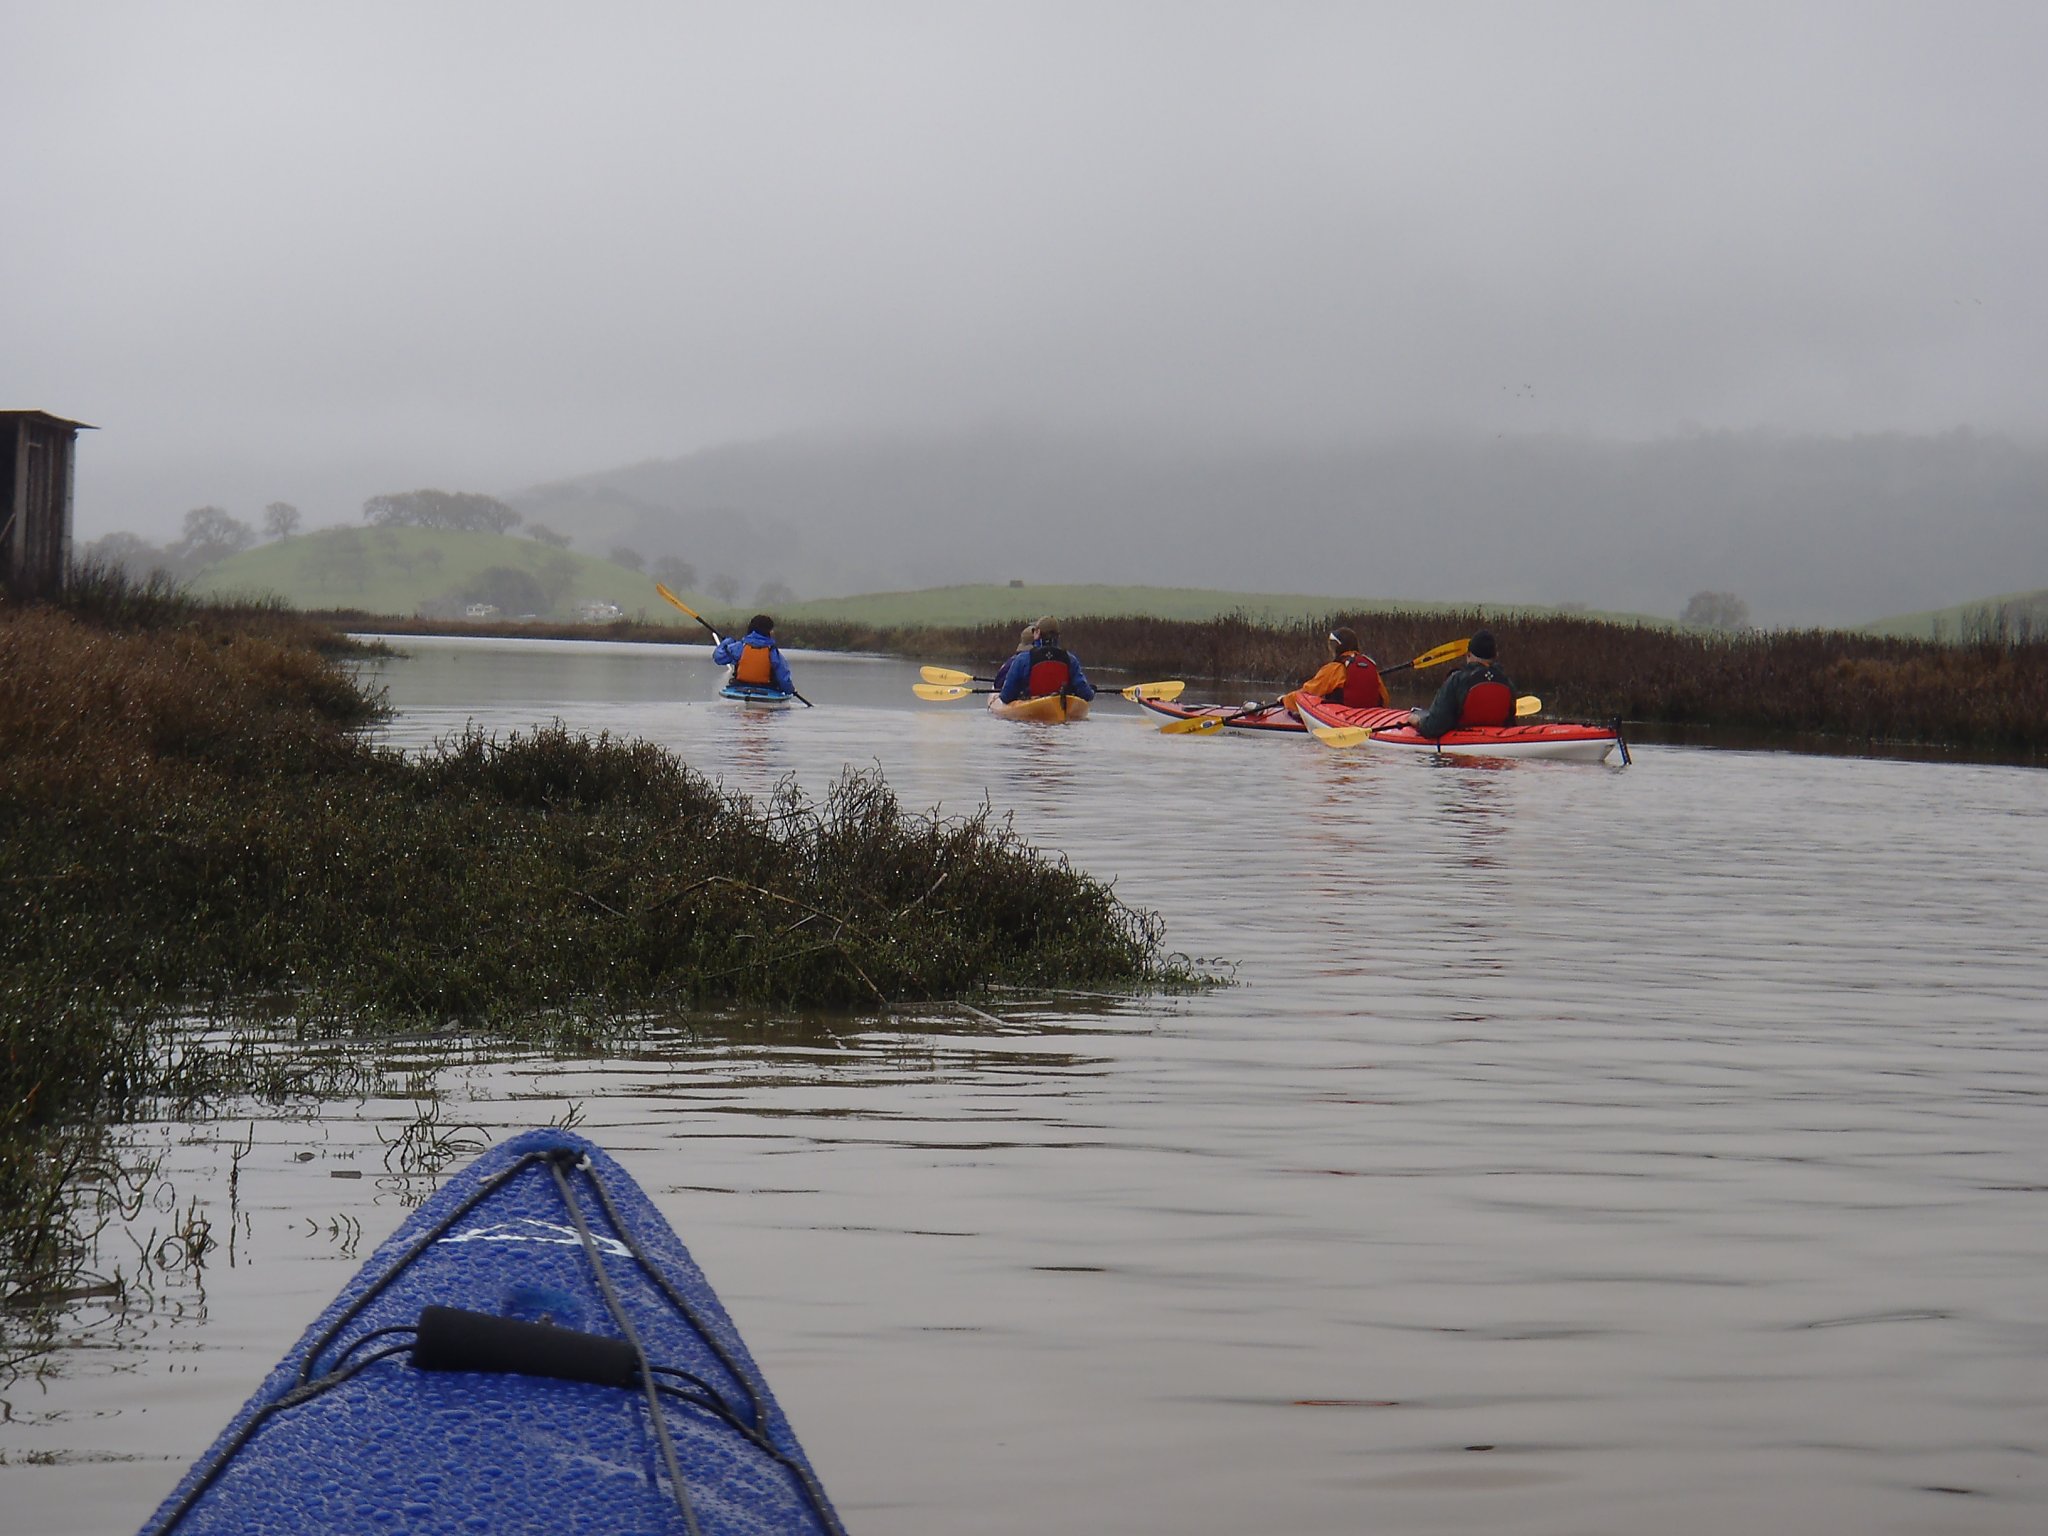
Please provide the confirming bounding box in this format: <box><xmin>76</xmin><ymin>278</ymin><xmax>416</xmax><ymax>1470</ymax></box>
<box><xmin>191</xmin><ymin>527</ymin><xmax>702</xmax><ymax>622</ymax></box>
<box><xmin>776</xmin><ymin>582</ymin><xmax>1669</xmax><ymax>630</ymax></box>
<box><xmin>1862</xmin><ymin>588</ymin><xmax>2048</xmax><ymax>642</ymax></box>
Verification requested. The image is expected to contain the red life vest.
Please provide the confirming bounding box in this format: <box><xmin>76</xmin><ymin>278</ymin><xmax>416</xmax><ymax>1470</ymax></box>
<box><xmin>733</xmin><ymin>639</ymin><xmax>777</xmax><ymax>687</ymax></box>
<box><xmin>1024</xmin><ymin>647</ymin><xmax>1073</xmax><ymax>697</ymax></box>
<box><xmin>1459</xmin><ymin>679</ymin><xmax>1514</xmax><ymax>727</ymax></box>
<box><xmin>1340</xmin><ymin>654</ymin><xmax>1386</xmax><ymax>708</ymax></box>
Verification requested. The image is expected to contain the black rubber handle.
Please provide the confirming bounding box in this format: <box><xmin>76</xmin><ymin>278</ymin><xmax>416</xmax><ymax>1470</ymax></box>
<box><xmin>412</xmin><ymin>1305</ymin><xmax>639</xmax><ymax>1388</ymax></box>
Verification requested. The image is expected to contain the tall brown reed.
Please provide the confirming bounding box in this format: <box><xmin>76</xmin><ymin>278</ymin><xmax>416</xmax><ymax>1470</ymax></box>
<box><xmin>785</xmin><ymin>609</ymin><xmax>2048</xmax><ymax>758</ymax></box>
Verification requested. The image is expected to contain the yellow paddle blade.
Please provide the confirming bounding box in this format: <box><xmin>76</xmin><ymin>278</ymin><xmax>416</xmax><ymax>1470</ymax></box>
<box><xmin>1311</xmin><ymin>725</ymin><xmax>1373</xmax><ymax>749</ymax></box>
<box><xmin>912</xmin><ymin>683</ymin><xmax>977</xmax><ymax>701</ymax></box>
<box><xmin>1411</xmin><ymin>638</ymin><xmax>1470</xmax><ymax>670</ymax></box>
<box><xmin>653</xmin><ymin>582</ymin><xmax>701</xmax><ymax>621</ymax></box>
<box><xmin>920</xmin><ymin>665</ymin><xmax>975</xmax><ymax>685</ymax></box>
<box><xmin>1516</xmin><ymin>695</ymin><xmax>1542</xmax><ymax>716</ymax></box>
<box><xmin>1120</xmin><ymin>680</ymin><xmax>1185</xmax><ymax>702</ymax></box>
<box><xmin>1159</xmin><ymin>714</ymin><xmax>1223</xmax><ymax>736</ymax></box>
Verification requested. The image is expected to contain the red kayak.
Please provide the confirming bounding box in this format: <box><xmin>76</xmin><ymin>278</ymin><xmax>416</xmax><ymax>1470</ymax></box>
<box><xmin>1294</xmin><ymin>695</ymin><xmax>1623</xmax><ymax>762</ymax></box>
<box><xmin>1137</xmin><ymin>697</ymin><xmax>1305</xmax><ymax>734</ymax></box>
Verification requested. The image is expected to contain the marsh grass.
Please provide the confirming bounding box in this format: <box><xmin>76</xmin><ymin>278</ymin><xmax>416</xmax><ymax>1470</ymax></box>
<box><xmin>3</xmin><ymin>569</ymin><xmax>1189</xmax><ymax>1312</ymax></box>
<box><xmin>784</xmin><ymin>609</ymin><xmax>2048</xmax><ymax>759</ymax></box>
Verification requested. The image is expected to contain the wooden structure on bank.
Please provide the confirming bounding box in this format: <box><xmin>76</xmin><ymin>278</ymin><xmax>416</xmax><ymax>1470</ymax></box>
<box><xmin>1</xmin><ymin>410</ymin><xmax>94</xmax><ymax>600</ymax></box>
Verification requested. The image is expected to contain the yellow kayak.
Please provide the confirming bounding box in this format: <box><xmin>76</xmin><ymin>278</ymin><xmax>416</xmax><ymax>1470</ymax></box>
<box><xmin>987</xmin><ymin>692</ymin><xmax>1091</xmax><ymax>723</ymax></box>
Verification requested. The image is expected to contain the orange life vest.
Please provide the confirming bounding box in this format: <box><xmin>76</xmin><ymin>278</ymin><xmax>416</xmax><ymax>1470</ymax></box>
<box><xmin>733</xmin><ymin>639</ymin><xmax>777</xmax><ymax>687</ymax></box>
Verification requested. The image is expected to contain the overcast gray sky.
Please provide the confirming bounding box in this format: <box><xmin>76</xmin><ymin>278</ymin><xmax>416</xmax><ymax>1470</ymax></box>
<box><xmin>6</xmin><ymin>0</ymin><xmax>2046</xmax><ymax>540</ymax></box>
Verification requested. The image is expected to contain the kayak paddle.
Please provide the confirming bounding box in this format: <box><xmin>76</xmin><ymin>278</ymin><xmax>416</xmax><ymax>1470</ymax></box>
<box><xmin>1312</xmin><ymin>694</ymin><xmax>1544</xmax><ymax>748</ymax></box>
<box><xmin>913</xmin><ymin>683</ymin><xmax>992</xmax><ymax>700</ymax></box>
<box><xmin>654</xmin><ymin>581</ymin><xmax>721</xmax><ymax>642</ymax></box>
<box><xmin>1119</xmin><ymin>680</ymin><xmax>1185</xmax><ymax>702</ymax></box>
<box><xmin>920</xmin><ymin>665</ymin><xmax>998</xmax><ymax>686</ymax></box>
<box><xmin>916</xmin><ymin>679</ymin><xmax>1184</xmax><ymax>703</ymax></box>
<box><xmin>1383</xmin><ymin>637</ymin><xmax>1471</xmax><ymax>675</ymax></box>
<box><xmin>1160</xmin><ymin>639</ymin><xmax>1472</xmax><ymax>736</ymax></box>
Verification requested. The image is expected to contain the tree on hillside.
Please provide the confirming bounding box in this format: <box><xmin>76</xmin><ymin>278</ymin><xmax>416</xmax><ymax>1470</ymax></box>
<box><xmin>608</xmin><ymin>545</ymin><xmax>646</xmax><ymax>573</ymax></box>
<box><xmin>362</xmin><ymin>489</ymin><xmax>522</xmax><ymax>535</ymax></box>
<box><xmin>263</xmin><ymin>501</ymin><xmax>302</xmax><ymax>541</ymax></box>
<box><xmin>1682</xmin><ymin>591</ymin><xmax>1751</xmax><ymax>631</ymax></box>
<box><xmin>166</xmin><ymin>506</ymin><xmax>255</xmax><ymax>574</ymax></box>
<box><xmin>651</xmin><ymin>555</ymin><xmax>697</xmax><ymax>592</ymax></box>
<box><xmin>299</xmin><ymin>531</ymin><xmax>368</xmax><ymax>592</ymax></box>
<box><xmin>536</xmin><ymin>552</ymin><xmax>577</xmax><ymax>612</ymax></box>
<box><xmin>79</xmin><ymin>531</ymin><xmax>168</xmax><ymax>581</ymax></box>
<box><xmin>524</xmin><ymin>522</ymin><xmax>572</xmax><ymax>549</ymax></box>
<box><xmin>710</xmin><ymin>572</ymin><xmax>740</xmax><ymax>605</ymax></box>
<box><xmin>464</xmin><ymin>566</ymin><xmax>548</xmax><ymax>615</ymax></box>
<box><xmin>754</xmin><ymin>579</ymin><xmax>796</xmax><ymax>606</ymax></box>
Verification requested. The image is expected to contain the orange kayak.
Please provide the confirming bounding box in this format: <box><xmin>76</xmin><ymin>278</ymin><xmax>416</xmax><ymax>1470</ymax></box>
<box><xmin>987</xmin><ymin>693</ymin><xmax>1091</xmax><ymax>723</ymax></box>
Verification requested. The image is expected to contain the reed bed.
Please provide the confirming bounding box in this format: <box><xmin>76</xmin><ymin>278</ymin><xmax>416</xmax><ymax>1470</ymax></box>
<box><xmin>784</xmin><ymin>610</ymin><xmax>2048</xmax><ymax>759</ymax></box>
<box><xmin>1</xmin><ymin>573</ymin><xmax>1186</xmax><ymax>1309</ymax></box>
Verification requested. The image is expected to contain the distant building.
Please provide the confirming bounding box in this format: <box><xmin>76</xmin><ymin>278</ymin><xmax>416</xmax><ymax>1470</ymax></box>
<box><xmin>576</xmin><ymin>599</ymin><xmax>623</xmax><ymax>623</ymax></box>
<box><xmin>465</xmin><ymin>602</ymin><xmax>500</xmax><ymax>619</ymax></box>
<box><xmin>1</xmin><ymin>410</ymin><xmax>94</xmax><ymax>600</ymax></box>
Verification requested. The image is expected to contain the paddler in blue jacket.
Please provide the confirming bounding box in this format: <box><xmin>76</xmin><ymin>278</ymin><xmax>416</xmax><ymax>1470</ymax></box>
<box><xmin>713</xmin><ymin>613</ymin><xmax>796</xmax><ymax>694</ymax></box>
<box><xmin>997</xmin><ymin>617</ymin><xmax>1097</xmax><ymax>704</ymax></box>
<box><xmin>1409</xmin><ymin>629</ymin><xmax>1514</xmax><ymax>736</ymax></box>
<box><xmin>991</xmin><ymin>622</ymin><xmax>1039</xmax><ymax>696</ymax></box>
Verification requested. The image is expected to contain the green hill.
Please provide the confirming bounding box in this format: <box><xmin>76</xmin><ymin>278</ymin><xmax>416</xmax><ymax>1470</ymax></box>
<box><xmin>1861</xmin><ymin>588</ymin><xmax>2048</xmax><ymax>642</ymax></box>
<box><xmin>775</xmin><ymin>582</ymin><xmax>1669</xmax><ymax>629</ymax></box>
<box><xmin>189</xmin><ymin>541</ymin><xmax>1672</xmax><ymax>633</ymax></box>
<box><xmin>191</xmin><ymin>528</ymin><xmax>702</xmax><ymax>623</ymax></box>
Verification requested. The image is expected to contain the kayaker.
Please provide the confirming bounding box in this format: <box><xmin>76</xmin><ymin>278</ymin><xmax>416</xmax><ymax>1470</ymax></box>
<box><xmin>713</xmin><ymin>613</ymin><xmax>796</xmax><ymax>694</ymax></box>
<box><xmin>992</xmin><ymin>622</ymin><xmax>1039</xmax><ymax>696</ymax></box>
<box><xmin>1409</xmin><ymin>629</ymin><xmax>1514</xmax><ymax>735</ymax></box>
<box><xmin>997</xmin><ymin>617</ymin><xmax>1097</xmax><ymax>704</ymax></box>
<box><xmin>1282</xmin><ymin>626</ymin><xmax>1388</xmax><ymax>714</ymax></box>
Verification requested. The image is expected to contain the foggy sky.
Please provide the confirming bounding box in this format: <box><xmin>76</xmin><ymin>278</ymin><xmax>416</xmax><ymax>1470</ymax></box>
<box><xmin>6</xmin><ymin>1</ymin><xmax>2047</xmax><ymax>580</ymax></box>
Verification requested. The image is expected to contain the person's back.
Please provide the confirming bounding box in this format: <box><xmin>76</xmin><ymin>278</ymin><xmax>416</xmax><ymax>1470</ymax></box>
<box><xmin>998</xmin><ymin>618</ymin><xmax>1096</xmax><ymax>703</ymax></box>
<box><xmin>1284</xmin><ymin>627</ymin><xmax>1388</xmax><ymax>713</ymax></box>
<box><xmin>1410</xmin><ymin>629</ymin><xmax>1512</xmax><ymax>736</ymax></box>
<box><xmin>993</xmin><ymin>624</ymin><xmax>1038</xmax><ymax>696</ymax></box>
<box><xmin>712</xmin><ymin>613</ymin><xmax>795</xmax><ymax>693</ymax></box>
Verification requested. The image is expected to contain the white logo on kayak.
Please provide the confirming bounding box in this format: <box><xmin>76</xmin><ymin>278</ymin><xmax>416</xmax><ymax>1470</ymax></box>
<box><xmin>438</xmin><ymin>1218</ymin><xmax>630</xmax><ymax>1257</ymax></box>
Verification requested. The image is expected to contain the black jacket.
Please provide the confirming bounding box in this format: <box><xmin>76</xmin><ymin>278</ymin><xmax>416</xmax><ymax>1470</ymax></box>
<box><xmin>1413</xmin><ymin>658</ymin><xmax>1514</xmax><ymax>737</ymax></box>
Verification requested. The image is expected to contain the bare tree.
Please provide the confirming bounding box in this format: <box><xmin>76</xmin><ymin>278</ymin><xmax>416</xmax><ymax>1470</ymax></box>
<box><xmin>651</xmin><ymin>555</ymin><xmax>697</xmax><ymax>591</ymax></box>
<box><xmin>709</xmin><ymin>572</ymin><xmax>741</xmax><ymax>605</ymax></box>
<box><xmin>363</xmin><ymin>489</ymin><xmax>522</xmax><ymax>534</ymax></box>
<box><xmin>263</xmin><ymin>501</ymin><xmax>302</xmax><ymax>541</ymax></box>
<box><xmin>1682</xmin><ymin>591</ymin><xmax>1750</xmax><ymax>631</ymax></box>
<box><xmin>754</xmin><ymin>579</ymin><xmax>796</xmax><ymax>606</ymax></box>
<box><xmin>524</xmin><ymin>523</ymin><xmax>573</xmax><ymax>550</ymax></box>
<box><xmin>166</xmin><ymin>506</ymin><xmax>255</xmax><ymax>574</ymax></box>
<box><xmin>608</xmin><ymin>545</ymin><xmax>646</xmax><ymax>573</ymax></box>
<box><xmin>79</xmin><ymin>531</ymin><xmax>167</xmax><ymax>581</ymax></box>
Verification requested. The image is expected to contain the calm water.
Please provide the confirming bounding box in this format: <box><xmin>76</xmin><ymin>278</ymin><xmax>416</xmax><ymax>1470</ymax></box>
<box><xmin>6</xmin><ymin>635</ymin><xmax>2045</xmax><ymax>1534</ymax></box>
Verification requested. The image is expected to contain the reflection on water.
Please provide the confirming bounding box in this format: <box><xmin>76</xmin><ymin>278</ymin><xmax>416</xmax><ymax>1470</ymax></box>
<box><xmin>6</xmin><ymin>639</ymin><xmax>2046</xmax><ymax>1535</ymax></box>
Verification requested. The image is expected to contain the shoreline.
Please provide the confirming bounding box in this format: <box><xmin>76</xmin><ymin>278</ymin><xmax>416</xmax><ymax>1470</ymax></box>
<box><xmin>318</xmin><ymin>608</ymin><xmax>2048</xmax><ymax>768</ymax></box>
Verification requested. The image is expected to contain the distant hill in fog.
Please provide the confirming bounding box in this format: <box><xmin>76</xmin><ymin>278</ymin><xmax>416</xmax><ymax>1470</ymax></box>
<box><xmin>503</xmin><ymin>428</ymin><xmax>2048</xmax><ymax>628</ymax></box>
<box><xmin>1861</xmin><ymin>587</ymin><xmax>2048</xmax><ymax>641</ymax></box>
<box><xmin>192</xmin><ymin>527</ymin><xmax>677</xmax><ymax>622</ymax></box>
<box><xmin>772</xmin><ymin>582</ymin><xmax>1668</xmax><ymax>630</ymax></box>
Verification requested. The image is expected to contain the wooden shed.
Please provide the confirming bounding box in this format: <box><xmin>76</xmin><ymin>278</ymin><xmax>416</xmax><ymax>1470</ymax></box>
<box><xmin>1</xmin><ymin>410</ymin><xmax>94</xmax><ymax>600</ymax></box>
